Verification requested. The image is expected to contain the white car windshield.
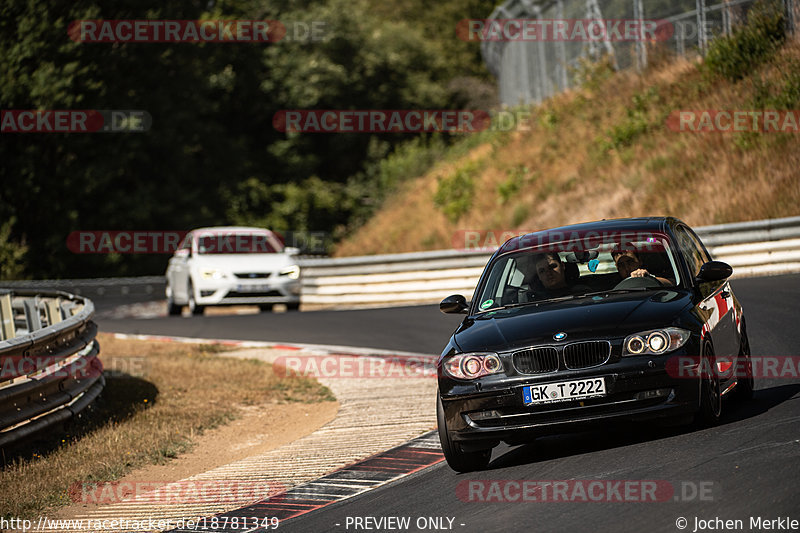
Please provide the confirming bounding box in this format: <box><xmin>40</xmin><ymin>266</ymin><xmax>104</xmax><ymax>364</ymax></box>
<box><xmin>475</xmin><ymin>233</ymin><xmax>681</xmax><ymax>312</ymax></box>
<box><xmin>196</xmin><ymin>233</ymin><xmax>279</xmax><ymax>254</ymax></box>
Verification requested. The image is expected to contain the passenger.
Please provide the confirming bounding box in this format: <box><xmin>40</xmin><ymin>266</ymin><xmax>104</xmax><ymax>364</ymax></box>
<box><xmin>611</xmin><ymin>249</ymin><xmax>672</xmax><ymax>286</ymax></box>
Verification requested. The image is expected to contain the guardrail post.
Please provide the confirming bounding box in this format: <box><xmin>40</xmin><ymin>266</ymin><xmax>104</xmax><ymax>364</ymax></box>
<box><xmin>0</xmin><ymin>291</ymin><xmax>15</xmax><ymax>341</ymax></box>
<box><xmin>44</xmin><ymin>298</ymin><xmax>63</xmax><ymax>326</ymax></box>
<box><xmin>23</xmin><ymin>297</ymin><xmax>42</xmax><ymax>332</ymax></box>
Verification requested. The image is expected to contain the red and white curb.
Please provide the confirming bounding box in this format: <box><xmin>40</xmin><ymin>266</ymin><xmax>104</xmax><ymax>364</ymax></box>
<box><xmin>170</xmin><ymin>432</ymin><xmax>444</xmax><ymax>532</ymax></box>
<box><xmin>66</xmin><ymin>333</ymin><xmax>443</xmax><ymax>531</ymax></box>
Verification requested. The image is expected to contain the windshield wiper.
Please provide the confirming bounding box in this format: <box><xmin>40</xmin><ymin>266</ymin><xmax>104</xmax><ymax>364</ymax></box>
<box><xmin>577</xmin><ymin>288</ymin><xmax>661</xmax><ymax>298</ymax></box>
<box><xmin>476</xmin><ymin>301</ymin><xmax>539</xmax><ymax>313</ymax></box>
<box><xmin>476</xmin><ymin>288</ymin><xmax>657</xmax><ymax>313</ymax></box>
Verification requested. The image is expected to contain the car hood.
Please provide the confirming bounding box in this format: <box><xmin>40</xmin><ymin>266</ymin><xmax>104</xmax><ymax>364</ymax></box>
<box><xmin>453</xmin><ymin>290</ymin><xmax>693</xmax><ymax>353</ymax></box>
<box><xmin>191</xmin><ymin>253</ymin><xmax>295</xmax><ymax>272</ymax></box>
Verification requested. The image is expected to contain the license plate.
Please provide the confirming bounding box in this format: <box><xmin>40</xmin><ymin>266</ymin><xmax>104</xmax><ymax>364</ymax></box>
<box><xmin>236</xmin><ymin>284</ymin><xmax>270</xmax><ymax>292</ymax></box>
<box><xmin>523</xmin><ymin>377</ymin><xmax>607</xmax><ymax>405</ymax></box>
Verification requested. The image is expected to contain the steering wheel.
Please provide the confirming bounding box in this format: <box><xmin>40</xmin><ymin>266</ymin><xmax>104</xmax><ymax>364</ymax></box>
<box><xmin>613</xmin><ymin>275</ymin><xmax>663</xmax><ymax>290</ymax></box>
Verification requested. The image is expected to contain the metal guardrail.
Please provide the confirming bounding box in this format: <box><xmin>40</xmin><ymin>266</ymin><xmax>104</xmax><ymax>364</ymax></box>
<box><xmin>0</xmin><ymin>290</ymin><xmax>103</xmax><ymax>448</ymax></box>
<box><xmin>2</xmin><ymin>217</ymin><xmax>798</xmax><ymax>309</ymax></box>
<box><xmin>299</xmin><ymin>216</ymin><xmax>800</xmax><ymax>306</ymax></box>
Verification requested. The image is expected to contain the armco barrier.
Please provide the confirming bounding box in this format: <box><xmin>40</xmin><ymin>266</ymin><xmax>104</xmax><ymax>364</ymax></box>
<box><xmin>299</xmin><ymin>216</ymin><xmax>800</xmax><ymax>306</ymax></box>
<box><xmin>2</xmin><ymin>216</ymin><xmax>798</xmax><ymax>309</ymax></box>
<box><xmin>0</xmin><ymin>290</ymin><xmax>103</xmax><ymax>448</ymax></box>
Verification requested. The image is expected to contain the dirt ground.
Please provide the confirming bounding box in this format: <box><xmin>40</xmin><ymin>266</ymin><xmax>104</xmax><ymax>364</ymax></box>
<box><xmin>56</xmin><ymin>400</ymin><xmax>338</xmax><ymax>517</ymax></box>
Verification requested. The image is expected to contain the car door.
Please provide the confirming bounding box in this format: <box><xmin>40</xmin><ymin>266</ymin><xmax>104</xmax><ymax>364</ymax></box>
<box><xmin>675</xmin><ymin>225</ymin><xmax>738</xmax><ymax>358</ymax></box>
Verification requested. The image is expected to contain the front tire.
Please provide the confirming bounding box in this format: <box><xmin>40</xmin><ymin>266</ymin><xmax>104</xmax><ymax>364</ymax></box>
<box><xmin>696</xmin><ymin>343</ymin><xmax>722</xmax><ymax>426</ymax></box>
<box><xmin>166</xmin><ymin>283</ymin><xmax>183</xmax><ymax>316</ymax></box>
<box><xmin>437</xmin><ymin>392</ymin><xmax>492</xmax><ymax>472</ymax></box>
<box><xmin>187</xmin><ymin>281</ymin><xmax>205</xmax><ymax>316</ymax></box>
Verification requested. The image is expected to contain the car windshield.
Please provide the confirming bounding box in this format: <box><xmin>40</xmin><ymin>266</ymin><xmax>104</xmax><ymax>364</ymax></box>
<box><xmin>474</xmin><ymin>232</ymin><xmax>681</xmax><ymax>313</ymax></box>
<box><xmin>196</xmin><ymin>233</ymin><xmax>279</xmax><ymax>254</ymax></box>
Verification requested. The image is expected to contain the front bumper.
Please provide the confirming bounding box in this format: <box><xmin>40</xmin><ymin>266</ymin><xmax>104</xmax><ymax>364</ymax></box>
<box><xmin>194</xmin><ymin>277</ymin><xmax>301</xmax><ymax>306</ymax></box>
<box><xmin>439</xmin><ymin>351</ymin><xmax>700</xmax><ymax>446</ymax></box>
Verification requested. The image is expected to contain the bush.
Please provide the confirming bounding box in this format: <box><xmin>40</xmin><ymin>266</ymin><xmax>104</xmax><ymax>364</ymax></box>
<box><xmin>704</xmin><ymin>0</ymin><xmax>786</xmax><ymax>82</ymax></box>
<box><xmin>601</xmin><ymin>87</ymin><xmax>660</xmax><ymax>151</ymax></box>
<box><xmin>497</xmin><ymin>165</ymin><xmax>532</xmax><ymax>204</ymax></box>
<box><xmin>571</xmin><ymin>55</ymin><xmax>616</xmax><ymax>91</ymax></box>
<box><xmin>433</xmin><ymin>162</ymin><xmax>479</xmax><ymax>223</ymax></box>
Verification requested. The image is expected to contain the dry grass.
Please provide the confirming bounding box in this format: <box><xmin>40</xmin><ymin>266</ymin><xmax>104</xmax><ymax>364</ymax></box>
<box><xmin>0</xmin><ymin>334</ymin><xmax>335</xmax><ymax>520</ymax></box>
<box><xmin>337</xmin><ymin>42</ymin><xmax>800</xmax><ymax>256</ymax></box>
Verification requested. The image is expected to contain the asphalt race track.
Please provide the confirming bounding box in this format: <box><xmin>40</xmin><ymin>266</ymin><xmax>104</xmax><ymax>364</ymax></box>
<box><xmin>98</xmin><ymin>274</ymin><xmax>800</xmax><ymax>533</ymax></box>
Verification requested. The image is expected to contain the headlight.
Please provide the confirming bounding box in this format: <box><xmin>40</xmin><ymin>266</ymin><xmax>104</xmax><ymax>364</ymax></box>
<box><xmin>442</xmin><ymin>353</ymin><xmax>503</xmax><ymax>380</ymax></box>
<box><xmin>623</xmin><ymin>327</ymin><xmax>691</xmax><ymax>356</ymax></box>
<box><xmin>280</xmin><ymin>265</ymin><xmax>301</xmax><ymax>280</ymax></box>
<box><xmin>201</xmin><ymin>269</ymin><xmax>225</xmax><ymax>280</ymax></box>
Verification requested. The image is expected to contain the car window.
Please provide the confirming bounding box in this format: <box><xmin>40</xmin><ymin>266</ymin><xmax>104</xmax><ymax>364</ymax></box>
<box><xmin>196</xmin><ymin>233</ymin><xmax>279</xmax><ymax>254</ymax></box>
<box><xmin>673</xmin><ymin>226</ymin><xmax>708</xmax><ymax>278</ymax></box>
<box><xmin>685</xmin><ymin>226</ymin><xmax>712</xmax><ymax>262</ymax></box>
<box><xmin>474</xmin><ymin>232</ymin><xmax>681</xmax><ymax>312</ymax></box>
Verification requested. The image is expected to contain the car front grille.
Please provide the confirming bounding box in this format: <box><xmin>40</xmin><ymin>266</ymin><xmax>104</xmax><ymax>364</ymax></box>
<box><xmin>225</xmin><ymin>290</ymin><xmax>283</xmax><ymax>298</ymax></box>
<box><xmin>563</xmin><ymin>341</ymin><xmax>611</xmax><ymax>369</ymax></box>
<box><xmin>234</xmin><ymin>273</ymin><xmax>271</xmax><ymax>279</ymax></box>
<box><xmin>513</xmin><ymin>347</ymin><xmax>559</xmax><ymax>374</ymax></box>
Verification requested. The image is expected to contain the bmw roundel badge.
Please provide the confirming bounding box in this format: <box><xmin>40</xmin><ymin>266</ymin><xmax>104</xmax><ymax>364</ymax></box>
<box><xmin>553</xmin><ymin>332</ymin><xmax>567</xmax><ymax>341</ymax></box>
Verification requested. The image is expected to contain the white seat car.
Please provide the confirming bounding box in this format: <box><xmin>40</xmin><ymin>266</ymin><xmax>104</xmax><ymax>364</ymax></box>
<box><xmin>165</xmin><ymin>227</ymin><xmax>302</xmax><ymax>315</ymax></box>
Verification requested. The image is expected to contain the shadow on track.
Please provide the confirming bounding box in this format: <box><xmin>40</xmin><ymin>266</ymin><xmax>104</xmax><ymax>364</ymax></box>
<box><xmin>485</xmin><ymin>383</ymin><xmax>800</xmax><ymax>471</ymax></box>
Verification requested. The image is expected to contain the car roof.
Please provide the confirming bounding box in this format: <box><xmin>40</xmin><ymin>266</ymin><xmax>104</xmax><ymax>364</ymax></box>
<box><xmin>497</xmin><ymin>216</ymin><xmax>680</xmax><ymax>254</ymax></box>
<box><xmin>190</xmin><ymin>226</ymin><xmax>275</xmax><ymax>234</ymax></box>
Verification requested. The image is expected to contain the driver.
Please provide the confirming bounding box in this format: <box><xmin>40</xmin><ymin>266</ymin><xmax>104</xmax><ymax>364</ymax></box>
<box><xmin>611</xmin><ymin>249</ymin><xmax>672</xmax><ymax>286</ymax></box>
<box><xmin>514</xmin><ymin>252</ymin><xmax>587</xmax><ymax>301</ymax></box>
<box><xmin>534</xmin><ymin>252</ymin><xmax>569</xmax><ymax>293</ymax></box>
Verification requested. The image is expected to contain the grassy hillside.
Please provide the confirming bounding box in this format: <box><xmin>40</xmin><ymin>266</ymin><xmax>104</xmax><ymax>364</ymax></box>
<box><xmin>336</xmin><ymin>32</ymin><xmax>800</xmax><ymax>257</ymax></box>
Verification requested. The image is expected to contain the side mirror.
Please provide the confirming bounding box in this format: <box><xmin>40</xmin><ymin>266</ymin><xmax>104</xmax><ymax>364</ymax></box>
<box><xmin>284</xmin><ymin>246</ymin><xmax>300</xmax><ymax>256</ymax></box>
<box><xmin>440</xmin><ymin>294</ymin><xmax>468</xmax><ymax>315</ymax></box>
<box><xmin>696</xmin><ymin>261</ymin><xmax>732</xmax><ymax>283</ymax></box>
<box><xmin>174</xmin><ymin>248</ymin><xmax>189</xmax><ymax>259</ymax></box>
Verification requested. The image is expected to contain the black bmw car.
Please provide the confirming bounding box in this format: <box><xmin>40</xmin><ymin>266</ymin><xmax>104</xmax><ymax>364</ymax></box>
<box><xmin>437</xmin><ymin>217</ymin><xmax>753</xmax><ymax>472</ymax></box>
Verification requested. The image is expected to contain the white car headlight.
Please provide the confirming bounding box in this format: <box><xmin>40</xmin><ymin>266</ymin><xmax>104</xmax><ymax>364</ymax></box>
<box><xmin>280</xmin><ymin>265</ymin><xmax>301</xmax><ymax>280</ymax></box>
<box><xmin>201</xmin><ymin>269</ymin><xmax>225</xmax><ymax>280</ymax></box>
<box><xmin>442</xmin><ymin>353</ymin><xmax>503</xmax><ymax>380</ymax></box>
<box><xmin>623</xmin><ymin>327</ymin><xmax>691</xmax><ymax>356</ymax></box>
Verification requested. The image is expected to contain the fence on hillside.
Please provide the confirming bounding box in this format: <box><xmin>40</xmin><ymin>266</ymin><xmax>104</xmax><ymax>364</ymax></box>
<box><xmin>482</xmin><ymin>0</ymin><xmax>798</xmax><ymax>106</ymax></box>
